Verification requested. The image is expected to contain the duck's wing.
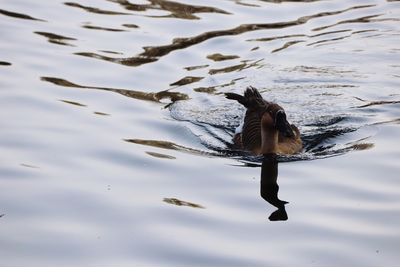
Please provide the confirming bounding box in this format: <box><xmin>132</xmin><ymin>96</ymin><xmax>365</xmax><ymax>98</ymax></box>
<box><xmin>277</xmin><ymin>124</ymin><xmax>303</xmax><ymax>154</ymax></box>
<box><xmin>225</xmin><ymin>87</ymin><xmax>269</xmax><ymax>153</ymax></box>
<box><xmin>242</xmin><ymin>108</ymin><xmax>262</xmax><ymax>152</ymax></box>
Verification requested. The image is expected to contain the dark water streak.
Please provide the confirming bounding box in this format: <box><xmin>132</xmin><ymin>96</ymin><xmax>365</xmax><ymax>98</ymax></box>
<box><xmin>34</xmin><ymin>31</ymin><xmax>77</xmax><ymax>46</ymax></box>
<box><xmin>64</xmin><ymin>2</ymin><xmax>130</xmax><ymax>15</ymax></box>
<box><xmin>163</xmin><ymin>198</ymin><xmax>205</xmax><ymax>209</ymax></box>
<box><xmin>75</xmin><ymin>5</ymin><xmax>375</xmax><ymax>66</ymax></box>
<box><xmin>82</xmin><ymin>24</ymin><xmax>126</xmax><ymax>32</ymax></box>
<box><xmin>41</xmin><ymin>77</ymin><xmax>189</xmax><ymax>104</ymax></box>
<box><xmin>108</xmin><ymin>0</ymin><xmax>231</xmax><ymax>20</ymax></box>
<box><xmin>0</xmin><ymin>8</ymin><xmax>45</xmax><ymax>21</ymax></box>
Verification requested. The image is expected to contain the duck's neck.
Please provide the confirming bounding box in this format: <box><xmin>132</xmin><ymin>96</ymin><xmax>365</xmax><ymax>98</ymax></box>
<box><xmin>261</xmin><ymin>127</ymin><xmax>279</xmax><ymax>155</ymax></box>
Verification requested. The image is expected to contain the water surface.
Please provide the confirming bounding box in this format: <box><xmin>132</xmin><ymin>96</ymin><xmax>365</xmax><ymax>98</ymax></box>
<box><xmin>1</xmin><ymin>0</ymin><xmax>400</xmax><ymax>266</ymax></box>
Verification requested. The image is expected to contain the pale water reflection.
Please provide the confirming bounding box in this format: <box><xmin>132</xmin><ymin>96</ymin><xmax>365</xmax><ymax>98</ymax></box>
<box><xmin>1</xmin><ymin>0</ymin><xmax>400</xmax><ymax>266</ymax></box>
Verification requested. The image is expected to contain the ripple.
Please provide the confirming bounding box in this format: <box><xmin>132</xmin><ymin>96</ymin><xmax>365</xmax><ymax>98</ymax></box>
<box><xmin>192</xmin><ymin>78</ymin><xmax>243</xmax><ymax>94</ymax></box>
<box><xmin>34</xmin><ymin>31</ymin><xmax>77</xmax><ymax>46</ymax></box>
<box><xmin>312</xmin><ymin>14</ymin><xmax>400</xmax><ymax>32</ymax></box>
<box><xmin>121</xmin><ymin>23</ymin><xmax>139</xmax><ymax>28</ymax></box>
<box><xmin>93</xmin><ymin>111</ymin><xmax>110</xmax><ymax>116</ymax></box>
<box><xmin>209</xmin><ymin>59</ymin><xmax>264</xmax><ymax>75</ymax></box>
<box><xmin>163</xmin><ymin>198</ymin><xmax>205</xmax><ymax>209</ymax></box>
<box><xmin>74</xmin><ymin>5</ymin><xmax>374</xmax><ymax>67</ymax></box>
<box><xmin>353</xmin><ymin>97</ymin><xmax>400</xmax><ymax>108</ymax></box>
<box><xmin>20</xmin><ymin>163</ymin><xmax>40</xmax><ymax>169</ymax></box>
<box><xmin>247</xmin><ymin>33</ymin><xmax>307</xmax><ymax>42</ymax></box>
<box><xmin>184</xmin><ymin>64</ymin><xmax>210</xmax><ymax>71</ymax></box>
<box><xmin>124</xmin><ymin>138</ymin><xmax>218</xmax><ymax>157</ymax></box>
<box><xmin>0</xmin><ymin>8</ymin><xmax>45</xmax><ymax>21</ymax></box>
<box><xmin>64</xmin><ymin>2</ymin><xmax>130</xmax><ymax>15</ymax></box>
<box><xmin>81</xmin><ymin>24</ymin><xmax>126</xmax><ymax>32</ymax></box>
<box><xmin>207</xmin><ymin>53</ymin><xmax>240</xmax><ymax>62</ymax></box>
<box><xmin>146</xmin><ymin>151</ymin><xmax>176</xmax><ymax>160</ymax></box>
<box><xmin>170</xmin><ymin>76</ymin><xmax>204</xmax><ymax>87</ymax></box>
<box><xmin>272</xmin><ymin>40</ymin><xmax>305</xmax><ymax>53</ymax></box>
<box><xmin>40</xmin><ymin>77</ymin><xmax>189</xmax><ymax>104</ymax></box>
<box><xmin>59</xmin><ymin>99</ymin><xmax>87</xmax><ymax>107</ymax></box>
<box><xmin>109</xmin><ymin>0</ymin><xmax>231</xmax><ymax>20</ymax></box>
<box><xmin>209</xmin><ymin>63</ymin><xmax>247</xmax><ymax>75</ymax></box>
<box><xmin>249</xmin><ymin>28</ymin><xmax>382</xmax><ymax>50</ymax></box>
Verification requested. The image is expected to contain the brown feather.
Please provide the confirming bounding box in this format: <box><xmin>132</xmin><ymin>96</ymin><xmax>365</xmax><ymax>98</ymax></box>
<box><xmin>226</xmin><ymin>87</ymin><xmax>302</xmax><ymax>155</ymax></box>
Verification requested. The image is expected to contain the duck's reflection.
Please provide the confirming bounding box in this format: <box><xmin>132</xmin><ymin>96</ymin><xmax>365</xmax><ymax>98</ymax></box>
<box><xmin>260</xmin><ymin>154</ymin><xmax>288</xmax><ymax>221</ymax></box>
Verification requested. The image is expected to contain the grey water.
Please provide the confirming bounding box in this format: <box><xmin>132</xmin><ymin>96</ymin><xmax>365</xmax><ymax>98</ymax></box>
<box><xmin>1</xmin><ymin>0</ymin><xmax>400</xmax><ymax>266</ymax></box>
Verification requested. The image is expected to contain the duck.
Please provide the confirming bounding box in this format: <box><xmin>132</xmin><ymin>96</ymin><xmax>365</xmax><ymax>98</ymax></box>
<box><xmin>225</xmin><ymin>86</ymin><xmax>302</xmax><ymax>155</ymax></box>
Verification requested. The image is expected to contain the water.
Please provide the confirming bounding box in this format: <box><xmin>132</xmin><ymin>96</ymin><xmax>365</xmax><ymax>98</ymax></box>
<box><xmin>1</xmin><ymin>0</ymin><xmax>399</xmax><ymax>266</ymax></box>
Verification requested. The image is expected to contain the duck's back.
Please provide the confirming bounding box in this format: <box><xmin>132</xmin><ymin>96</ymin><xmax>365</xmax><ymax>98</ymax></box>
<box><xmin>277</xmin><ymin>125</ymin><xmax>302</xmax><ymax>154</ymax></box>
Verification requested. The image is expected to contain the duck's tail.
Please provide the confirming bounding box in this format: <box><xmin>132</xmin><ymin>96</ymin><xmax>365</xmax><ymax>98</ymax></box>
<box><xmin>225</xmin><ymin>92</ymin><xmax>246</xmax><ymax>105</ymax></box>
<box><xmin>225</xmin><ymin>86</ymin><xmax>264</xmax><ymax>108</ymax></box>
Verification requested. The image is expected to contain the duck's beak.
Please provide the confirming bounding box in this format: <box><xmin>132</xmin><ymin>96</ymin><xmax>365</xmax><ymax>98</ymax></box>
<box><xmin>275</xmin><ymin>110</ymin><xmax>295</xmax><ymax>138</ymax></box>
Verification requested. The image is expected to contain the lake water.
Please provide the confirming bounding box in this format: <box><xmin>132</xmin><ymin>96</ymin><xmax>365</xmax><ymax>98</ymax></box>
<box><xmin>1</xmin><ymin>0</ymin><xmax>400</xmax><ymax>266</ymax></box>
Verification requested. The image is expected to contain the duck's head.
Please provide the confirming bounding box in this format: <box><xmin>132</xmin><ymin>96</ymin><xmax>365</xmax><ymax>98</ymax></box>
<box><xmin>265</xmin><ymin>104</ymin><xmax>295</xmax><ymax>138</ymax></box>
<box><xmin>274</xmin><ymin>109</ymin><xmax>295</xmax><ymax>138</ymax></box>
